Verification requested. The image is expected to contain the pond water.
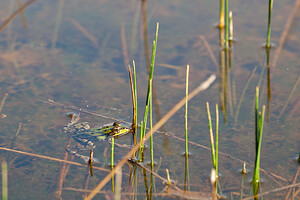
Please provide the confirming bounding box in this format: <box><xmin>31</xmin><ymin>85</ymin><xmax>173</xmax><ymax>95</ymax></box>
<box><xmin>0</xmin><ymin>0</ymin><xmax>299</xmax><ymax>199</ymax></box>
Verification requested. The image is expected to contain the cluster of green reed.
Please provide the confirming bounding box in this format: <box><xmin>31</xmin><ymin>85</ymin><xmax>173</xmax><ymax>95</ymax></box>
<box><xmin>110</xmin><ymin>23</ymin><xmax>159</xmax><ymax>171</ymax></box>
<box><xmin>213</xmin><ymin>0</ymin><xmax>272</xmax><ymax>197</ymax></box>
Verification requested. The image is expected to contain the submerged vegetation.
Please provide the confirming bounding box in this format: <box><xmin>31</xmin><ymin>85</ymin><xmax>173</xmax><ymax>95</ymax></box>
<box><xmin>0</xmin><ymin>0</ymin><xmax>299</xmax><ymax>199</ymax></box>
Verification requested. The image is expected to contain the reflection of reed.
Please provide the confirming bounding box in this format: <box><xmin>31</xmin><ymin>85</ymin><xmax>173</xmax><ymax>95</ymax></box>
<box><xmin>184</xmin><ymin>153</ymin><xmax>190</xmax><ymax>193</ymax></box>
<box><xmin>219</xmin><ymin>20</ymin><xmax>235</xmax><ymax>123</ymax></box>
<box><xmin>17</xmin><ymin>0</ymin><xmax>28</xmax><ymax>29</ymax></box>
<box><xmin>52</xmin><ymin>0</ymin><xmax>65</xmax><ymax>49</ymax></box>
<box><xmin>121</xmin><ymin>23</ymin><xmax>129</xmax><ymax>68</ymax></box>
<box><xmin>141</xmin><ymin>0</ymin><xmax>168</xmax><ymax>147</ymax></box>
<box><xmin>266</xmin><ymin>47</ymin><xmax>271</xmax><ymax>121</ymax></box>
<box><xmin>55</xmin><ymin>138</ymin><xmax>74</xmax><ymax>198</ymax></box>
<box><xmin>219</xmin><ymin>25</ymin><xmax>229</xmax><ymax>122</ymax></box>
<box><xmin>219</xmin><ymin>26</ymin><xmax>225</xmax><ymax>118</ymax></box>
<box><xmin>143</xmin><ymin>168</ymin><xmax>150</xmax><ymax>200</ymax></box>
<box><xmin>83</xmin><ymin>165</ymin><xmax>91</xmax><ymax>199</ymax></box>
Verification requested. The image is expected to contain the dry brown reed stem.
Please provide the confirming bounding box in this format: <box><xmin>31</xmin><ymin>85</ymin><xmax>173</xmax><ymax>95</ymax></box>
<box><xmin>68</xmin><ymin>18</ymin><xmax>98</xmax><ymax>48</ymax></box>
<box><xmin>295</xmin><ymin>188</ymin><xmax>300</xmax><ymax>197</ymax></box>
<box><xmin>85</xmin><ymin>75</ymin><xmax>216</xmax><ymax>200</ymax></box>
<box><xmin>241</xmin><ymin>182</ymin><xmax>300</xmax><ymax>200</ymax></box>
<box><xmin>64</xmin><ymin>187</ymin><xmax>168</xmax><ymax>197</ymax></box>
<box><xmin>271</xmin><ymin>0</ymin><xmax>300</xmax><ymax>70</ymax></box>
<box><xmin>284</xmin><ymin>164</ymin><xmax>300</xmax><ymax>200</ymax></box>
<box><xmin>0</xmin><ymin>0</ymin><xmax>37</xmax><ymax>33</ymax></box>
<box><xmin>0</xmin><ymin>146</ymin><xmax>110</xmax><ymax>172</ymax></box>
<box><xmin>199</xmin><ymin>35</ymin><xmax>218</xmax><ymax>70</ymax></box>
<box><xmin>128</xmin><ymin>66</ymin><xmax>136</xmax><ymax>141</ymax></box>
<box><xmin>37</xmin><ymin>98</ymin><xmax>288</xmax><ymax>184</ymax></box>
<box><xmin>121</xmin><ymin>23</ymin><xmax>129</xmax><ymax>69</ymax></box>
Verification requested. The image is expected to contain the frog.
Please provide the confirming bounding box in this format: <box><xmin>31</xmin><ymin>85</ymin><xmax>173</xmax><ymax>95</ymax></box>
<box><xmin>63</xmin><ymin>113</ymin><xmax>132</xmax><ymax>162</ymax></box>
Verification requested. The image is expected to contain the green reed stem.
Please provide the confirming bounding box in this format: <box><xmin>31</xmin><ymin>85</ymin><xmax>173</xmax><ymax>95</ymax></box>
<box><xmin>2</xmin><ymin>161</ymin><xmax>8</xmax><ymax>200</ymax></box>
<box><xmin>255</xmin><ymin>87</ymin><xmax>259</xmax><ymax>150</ymax></box>
<box><xmin>266</xmin><ymin>0</ymin><xmax>273</xmax><ymax>48</ymax></box>
<box><xmin>215</xmin><ymin>104</ymin><xmax>219</xmax><ymax>176</ymax></box>
<box><xmin>139</xmin><ymin>121</ymin><xmax>144</xmax><ymax>156</ymax></box>
<box><xmin>149</xmin><ymin>79</ymin><xmax>154</xmax><ymax>168</ymax></box>
<box><xmin>111</xmin><ymin>137</ymin><xmax>114</xmax><ymax>169</ymax></box>
<box><xmin>252</xmin><ymin>87</ymin><xmax>266</xmax><ymax>196</ymax></box>
<box><xmin>141</xmin><ymin>22</ymin><xmax>159</xmax><ymax>150</ymax></box>
<box><xmin>185</xmin><ymin>65</ymin><xmax>190</xmax><ymax>156</ymax></box>
<box><xmin>206</xmin><ymin>102</ymin><xmax>216</xmax><ymax>171</ymax></box>
<box><xmin>224</xmin><ymin>0</ymin><xmax>228</xmax><ymax>49</ymax></box>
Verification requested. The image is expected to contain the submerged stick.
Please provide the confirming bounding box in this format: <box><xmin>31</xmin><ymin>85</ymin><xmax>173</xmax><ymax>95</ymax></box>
<box><xmin>279</xmin><ymin>75</ymin><xmax>300</xmax><ymax>117</ymax></box>
<box><xmin>68</xmin><ymin>18</ymin><xmax>98</xmax><ymax>48</ymax></box>
<box><xmin>271</xmin><ymin>0</ymin><xmax>300</xmax><ymax>70</ymax></box>
<box><xmin>0</xmin><ymin>147</ymin><xmax>109</xmax><ymax>172</ymax></box>
<box><xmin>0</xmin><ymin>93</ymin><xmax>8</xmax><ymax>114</ymax></box>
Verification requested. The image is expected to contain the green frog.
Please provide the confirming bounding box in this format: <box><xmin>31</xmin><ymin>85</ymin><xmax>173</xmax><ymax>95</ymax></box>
<box><xmin>63</xmin><ymin>113</ymin><xmax>132</xmax><ymax>162</ymax></box>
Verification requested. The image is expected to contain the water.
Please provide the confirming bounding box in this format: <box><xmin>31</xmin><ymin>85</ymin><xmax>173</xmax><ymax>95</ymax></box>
<box><xmin>0</xmin><ymin>0</ymin><xmax>299</xmax><ymax>199</ymax></box>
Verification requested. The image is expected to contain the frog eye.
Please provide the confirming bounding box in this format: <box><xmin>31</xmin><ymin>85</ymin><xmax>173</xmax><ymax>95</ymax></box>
<box><xmin>113</xmin><ymin>122</ymin><xmax>120</xmax><ymax>127</ymax></box>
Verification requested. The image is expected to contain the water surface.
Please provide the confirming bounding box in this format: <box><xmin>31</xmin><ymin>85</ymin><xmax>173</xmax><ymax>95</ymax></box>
<box><xmin>0</xmin><ymin>0</ymin><xmax>299</xmax><ymax>199</ymax></box>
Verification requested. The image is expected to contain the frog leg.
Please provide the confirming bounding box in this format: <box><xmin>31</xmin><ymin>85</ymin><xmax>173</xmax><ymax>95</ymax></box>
<box><xmin>66</xmin><ymin>140</ymin><xmax>98</xmax><ymax>163</ymax></box>
<box><xmin>66</xmin><ymin>148</ymin><xmax>90</xmax><ymax>162</ymax></box>
<box><xmin>72</xmin><ymin>136</ymin><xmax>96</xmax><ymax>150</ymax></box>
<box><xmin>66</xmin><ymin>148</ymin><xmax>99</xmax><ymax>163</ymax></box>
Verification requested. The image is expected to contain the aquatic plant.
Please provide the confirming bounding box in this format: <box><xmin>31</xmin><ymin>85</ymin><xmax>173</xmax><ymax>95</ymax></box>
<box><xmin>206</xmin><ymin>102</ymin><xmax>219</xmax><ymax>178</ymax></box>
<box><xmin>140</xmin><ymin>23</ymin><xmax>159</xmax><ymax>165</ymax></box>
<box><xmin>266</xmin><ymin>0</ymin><xmax>273</xmax><ymax>48</ymax></box>
<box><xmin>185</xmin><ymin>65</ymin><xmax>190</xmax><ymax>156</ymax></box>
<box><xmin>252</xmin><ymin>87</ymin><xmax>266</xmax><ymax>197</ymax></box>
